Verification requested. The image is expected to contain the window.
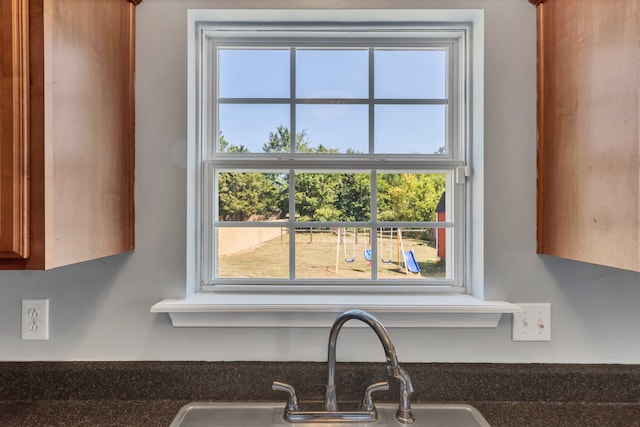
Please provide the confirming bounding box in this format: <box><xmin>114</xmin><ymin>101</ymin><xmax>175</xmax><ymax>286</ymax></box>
<box><xmin>199</xmin><ymin>24</ymin><xmax>469</xmax><ymax>290</ymax></box>
<box><xmin>150</xmin><ymin>9</ymin><xmax>520</xmax><ymax>328</ymax></box>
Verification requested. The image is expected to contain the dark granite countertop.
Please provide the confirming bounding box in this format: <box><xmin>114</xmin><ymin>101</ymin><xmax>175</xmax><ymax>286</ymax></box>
<box><xmin>1</xmin><ymin>362</ymin><xmax>640</xmax><ymax>426</ymax></box>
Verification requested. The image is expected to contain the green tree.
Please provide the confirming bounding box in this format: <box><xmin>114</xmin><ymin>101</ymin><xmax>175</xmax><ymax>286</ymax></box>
<box><xmin>262</xmin><ymin>125</ymin><xmax>313</xmax><ymax>153</ymax></box>
<box><xmin>377</xmin><ymin>173</ymin><xmax>445</xmax><ymax>222</ymax></box>
<box><xmin>219</xmin><ymin>126</ymin><xmax>445</xmax><ymax>227</ymax></box>
<box><xmin>218</xmin><ymin>172</ymin><xmax>280</xmax><ymax>221</ymax></box>
<box><xmin>336</xmin><ymin>173</ymin><xmax>370</xmax><ymax>221</ymax></box>
<box><xmin>262</xmin><ymin>125</ymin><xmax>340</xmax><ymax>220</ymax></box>
<box><xmin>218</xmin><ymin>132</ymin><xmax>280</xmax><ymax>220</ymax></box>
<box><xmin>294</xmin><ymin>172</ymin><xmax>341</xmax><ymax>221</ymax></box>
<box><xmin>219</xmin><ymin>132</ymin><xmax>248</xmax><ymax>153</ymax></box>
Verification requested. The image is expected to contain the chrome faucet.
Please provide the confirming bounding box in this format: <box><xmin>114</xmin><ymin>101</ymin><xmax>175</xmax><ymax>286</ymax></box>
<box><xmin>325</xmin><ymin>309</ymin><xmax>415</xmax><ymax>423</ymax></box>
<box><xmin>273</xmin><ymin>309</ymin><xmax>415</xmax><ymax>424</ymax></box>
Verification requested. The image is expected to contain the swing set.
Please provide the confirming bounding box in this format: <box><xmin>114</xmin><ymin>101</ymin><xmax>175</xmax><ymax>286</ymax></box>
<box><xmin>364</xmin><ymin>228</ymin><xmax>393</xmax><ymax>264</ymax></box>
<box><xmin>335</xmin><ymin>227</ymin><xmax>356</xmax><ymax>273</ymax></box>
<box><xmin>335</xmin><ymin>227</ymin><xmax>421</xmax><ymax>275</ymax></box>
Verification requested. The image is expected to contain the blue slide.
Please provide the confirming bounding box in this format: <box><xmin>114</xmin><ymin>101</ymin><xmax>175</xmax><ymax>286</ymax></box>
<box><xmin>403</xmin><ymin>250</ymin><xmax>421</xmax><ymax>273</ymax></box>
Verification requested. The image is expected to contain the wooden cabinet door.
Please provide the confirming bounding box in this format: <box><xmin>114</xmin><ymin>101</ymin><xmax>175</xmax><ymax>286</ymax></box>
<box><xmin>24</xmin><ymin>0</ymin><xmax>137</xmax><ymax>269</ymax></box>
<box><xmin>535</xmin><ymin>0</ymin><xmax>640</xmax><ymax>271</ymax></box>
<box><xmin>1</xmin><ymin>0</ymin><xmax>140</xmax><ymax>269</ymax></box>
<box><xmin>0</xmin><ymin>0</ymin><xmax>29</xmax><ymax>260</ymax></box>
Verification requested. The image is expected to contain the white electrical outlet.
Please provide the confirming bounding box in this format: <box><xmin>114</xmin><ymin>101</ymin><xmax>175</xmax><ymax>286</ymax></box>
<box><xmin>22</xmin><ymin>299</ymin><xmax>49</xmax><ymax>340</ymax></box>
<box><xmin>512</xmin><ymin>303</ymin><xmax>551</xmax><ymax>341</ymax></box>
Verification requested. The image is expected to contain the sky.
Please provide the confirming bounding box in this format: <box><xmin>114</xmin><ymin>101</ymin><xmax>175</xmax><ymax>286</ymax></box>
<box><xmin>217</xmin><ymin>48</ymin><xmax>447</xmax><ymax>154</ymax></box>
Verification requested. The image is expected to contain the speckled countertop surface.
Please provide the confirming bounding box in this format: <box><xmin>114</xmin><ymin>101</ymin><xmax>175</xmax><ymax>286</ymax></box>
<box><xmin>1</xmin><ymin>362</ymin><xmax>640</xmax><ymax>426</ymax></box>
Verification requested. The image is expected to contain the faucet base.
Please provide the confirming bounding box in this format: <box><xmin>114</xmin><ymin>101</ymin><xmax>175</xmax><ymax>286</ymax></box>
<box><xmin>396</xmin><ymin>408</ymin><xmax>416</xmax><ymax>424</ymax></box>
<box><xmin>284</xmin><ymin>409</ymin><xmax>379</xmax><ymax>424</ymax></box>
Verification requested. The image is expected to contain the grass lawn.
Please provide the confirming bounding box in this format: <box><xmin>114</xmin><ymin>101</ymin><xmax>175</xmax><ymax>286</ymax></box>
<box><xmin>218</xmin><ymin>229</ymin><xmax>446</xmax><ymax>280</ymax></box>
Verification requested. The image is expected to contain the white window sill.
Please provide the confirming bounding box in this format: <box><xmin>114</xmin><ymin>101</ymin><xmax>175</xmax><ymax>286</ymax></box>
<box><xmin>150</xmin><ymin>293</ymin><xmax>519</xmax><ymax>328</ymax></box>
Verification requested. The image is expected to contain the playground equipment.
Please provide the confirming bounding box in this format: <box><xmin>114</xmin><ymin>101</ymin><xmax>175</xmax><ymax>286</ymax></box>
<box><xmin>363</xmin><ymin>229</ymin><xmax>372</xmax><ymax>265</ymax></box>
<box><xmin>398</xmin><ymin>228</ymin><xmax>421</xmax><ymax>275</ymax></box>
<box><xmin>335</xmin><ymin>227</ymin><xmax>422</xmax><ymax>275</ymax></box>
<box><xmin>364</xmin><ymin>228</ymin><xmax>394</xmax><ymax>264</ymax></box>
<box><xmin>402</xmin><ymin>248</ymin><xmax>421</xmax><ymax>274</ymax></box>
<box><xmin>381</xmin><ymin>228</ymin><xmax>393</xmax><ymax>263</ymax></box>
<box><xmin>335</xmin><ymin>228</ymin><xmax>356</xmax><ymax>273</ymax></box>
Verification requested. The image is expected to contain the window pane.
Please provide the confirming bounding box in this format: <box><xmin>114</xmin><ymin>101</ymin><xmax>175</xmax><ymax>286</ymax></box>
<box><xmin>217</xmin><ymin>171</ymin><xmax>289</xmax><ymax>221</ymax></box>
<box><xmin>376</xmin><ymin>227</ymin><xmax>449</xmax><ymax>280</ymax></box>
<box><xmin>295</xmin><ymin>172</ymin><xmax>371</xmax><ymax>222</ymax></box>
<box><xmin>376</xmin><ymin>172</ymin><xmax>446</xmax><ymax>222</ymax></box>
<box><xmin>375</xmin><ymin>105</ymin><xmax>446</xmax><ymax>154</ymax></box>
<box><xmin>218</xmin><ymin>49</ymin><xmax>290</xmax><ymax>98</ymax></box>
<box><xmin>295</xmin><ymin>227</ymin><xmax>371</xmax><ymax>279</ymax></box>
<box><xmin>218</xmin><ymin>104</ymin><xmax>289</xmax><ymax>153</ymax></box>
<box><xmin>296</xmin><ymin>49</ymin><xmax>368</xmax><ymax>98</ymax></box>
<box><xmin>215</xmin><ymin>227</ymin><xmax>289</xmax><ymax>279</ymax></box>
<box><xmin>374</xmin><ymin>49</ymin><xmax>446</xmax><ymax>99</ymax></box>
<box><xmin>296</xmin><ymin>105</ymin><xmax>368</xmax><ymax>153</ymax></box>
<box><xmin>207</xmin><ymin>37</ymin><xmax>463</xmax><ymax>287</ymax></box>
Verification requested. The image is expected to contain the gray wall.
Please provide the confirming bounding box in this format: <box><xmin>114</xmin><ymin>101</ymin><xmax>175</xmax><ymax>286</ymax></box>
<box><xmin>1</xmin><ymin>0</ymin><xmax>639</xmax><ymax>363</ymax></box>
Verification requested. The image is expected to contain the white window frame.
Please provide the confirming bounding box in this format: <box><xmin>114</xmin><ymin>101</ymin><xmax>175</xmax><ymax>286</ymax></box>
<box><xmin>205</xmin><ymin>33</ymin><xmax>462</xmax><ymax>289</ymax></box>
<box><xmin>151</xmin><ymin>9</ymin><xmax>519</xmax><ymax>328</ymax></box>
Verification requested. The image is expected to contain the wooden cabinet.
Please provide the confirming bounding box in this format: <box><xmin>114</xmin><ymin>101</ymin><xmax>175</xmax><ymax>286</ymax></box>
<box><xmin>0</xmin><ymin>0</ymin><xmax>29</xmax><ymax>262</ymax></box>
<box><xmin>532</xmin><ymin>0</ymin><xmax>640</xmax><ymax>271</ymax></box>
<box><xmin>0</xmin><ymin>0</ymin><xmax>141</xmax><ymax>270</ymax></box>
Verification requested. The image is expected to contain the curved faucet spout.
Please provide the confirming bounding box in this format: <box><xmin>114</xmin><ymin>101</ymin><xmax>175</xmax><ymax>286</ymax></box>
<box><xmin>324</xmin><ymin>309</ymin><xmax>414</xmax><ymax>423</ymax></box>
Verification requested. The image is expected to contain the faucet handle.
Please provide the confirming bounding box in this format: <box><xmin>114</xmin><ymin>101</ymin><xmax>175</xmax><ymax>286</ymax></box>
<box><xmin>272</xmin><ymin>381</ymin><xmax>299</xmax><ymax>412</ymax></box>
<box><xmin>360</xmin><ymin>381</ymin><xmax>390</xmax><ymax>412</ymax></box>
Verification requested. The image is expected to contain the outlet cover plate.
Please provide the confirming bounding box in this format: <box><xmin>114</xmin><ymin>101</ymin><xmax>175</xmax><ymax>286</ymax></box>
<box><xmin>512</xmin><ymin>303</ymin><xmax>551</xmax><ymax>341</ymax></box>
<box><xmin>22</xmin><ymin>299</ymin><xmax>49</xmax><ymax>340</ymax></box>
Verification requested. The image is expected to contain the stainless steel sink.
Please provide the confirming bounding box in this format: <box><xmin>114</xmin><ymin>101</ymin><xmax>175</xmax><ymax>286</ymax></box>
<box><xmin>169</xmin><ymin>402</ymin><xmax>492</xmax><ymax>427</ymax></box>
